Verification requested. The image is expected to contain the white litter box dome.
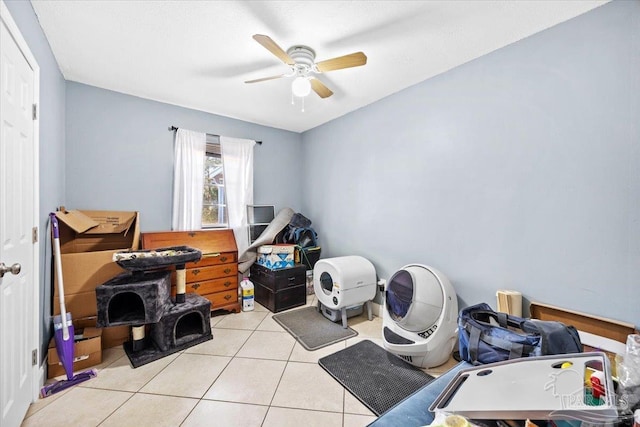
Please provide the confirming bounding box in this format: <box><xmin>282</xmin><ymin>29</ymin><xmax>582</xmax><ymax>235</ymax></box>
<box><xmin>314</xmin><ymin>256</ymin><xmax>377</xmax><ymax>310</ymax></box>
<box><xmin>382</xmin><ymin>264</ymin><xmax>458</xmax><ymax>369</ymax></box>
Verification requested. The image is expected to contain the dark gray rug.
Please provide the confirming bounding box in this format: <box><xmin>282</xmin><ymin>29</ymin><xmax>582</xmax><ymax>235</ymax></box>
<box><xmin>318</xmin><ymin>339</ymin><xmax>434</xmax><ymax>416</ymax></box>
<box><xmin>272</xmin><ymin>306</ymin><xmax>358</xmax><ymax>351</ymax></box>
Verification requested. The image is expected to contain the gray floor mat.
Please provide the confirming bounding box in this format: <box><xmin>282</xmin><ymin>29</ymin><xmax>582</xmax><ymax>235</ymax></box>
<box><xmin>318</xmin><ymin>339</ymin><xmax>434</xmax><ymax>416</ymax></box>
<box><xmin>272</xmin><ymin>306</ymin><xmax>357</xmax><ymax>351</ymax></box>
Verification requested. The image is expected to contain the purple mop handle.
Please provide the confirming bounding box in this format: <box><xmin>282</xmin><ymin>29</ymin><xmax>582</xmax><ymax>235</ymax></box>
<box><xmin>49</xmin><ymin>212</ymin><xmax>59</xmax><ymax>239</ymax></box>
<box><xmin>50</xmin><ymin>212</ymin><xmax>70</xmax><ymax>340</ymax></box>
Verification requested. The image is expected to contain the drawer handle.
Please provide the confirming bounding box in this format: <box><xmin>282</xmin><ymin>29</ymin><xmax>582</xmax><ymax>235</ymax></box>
<box><xmin>202</xmin><ymin>253</ymin><xmax>221</xmax><ymax>258</ymax></box>
<box><xmin>223</xmin><ymin>268</ymin><xmax>231</xmax><ymax>274</ymax></box>
<box><xmin>220</xmin><ymin>256</ymin><xmax>228</xmax><ymax>262</ymax></box>
<box><xmin>224</xmin><ymin>294</ymin><xmax>232</xmax><ymax>300</ymax></box>
<box><xmin>191</xmin><ymin>283</ymin><xmax>200</xmax><ymax>290</ymax></box>
<box><xmin>223</xmin><ymin>281</ymin><xmax>231</xmax><ymax>288</ymax></box>
<box><xmin>193</xmin><ymin>269</ymin><xmax>200</xmax><ymax>276</ymax></box>
<box><xmin>288</xmin><ymin>277</ymin><xmax>295</xmax><ymax>282</ymax></box>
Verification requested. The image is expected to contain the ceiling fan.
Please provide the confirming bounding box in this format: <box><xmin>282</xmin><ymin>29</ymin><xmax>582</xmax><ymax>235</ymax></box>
<box><xmin>245</xmin><ymin>34</ymin><xmax>367</xmax><ymax>99</ymax></box>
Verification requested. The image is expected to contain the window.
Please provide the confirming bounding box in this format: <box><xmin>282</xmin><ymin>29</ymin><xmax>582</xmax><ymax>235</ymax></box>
<box><xmin>202</xmin><ymin>135</ymin><xmax>227</xmax><ymax>227</ymax></box>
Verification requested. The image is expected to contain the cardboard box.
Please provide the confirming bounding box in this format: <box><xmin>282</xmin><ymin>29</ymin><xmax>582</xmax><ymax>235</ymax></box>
<box><xmin>47</xmin><ymin>322</ymin><xmax>102</xmax><ymax>379</ymax></box>
<box><xmin>257</xmin><ymin>244</ymin><xmax>296</xmax><ymax>270</ymax></box>
<box><xmin>64</xmin><ymin>316</ymin><xmax>129</xmax><ymax>349</ymax></box>
<box><xmin>54</xmin><ymin>250</ymin><xmax>126</xmax><ymax>296</ymax></box>
<box><xmin>101</xmin><ymin>325</ymin><xmax>130</xmax><ymax>349</ymax></box>
<box><xmin>55</xmin><ymin>210</ymin><xmax>140</xmax><ymax>255</ymax></box>
<box><xmin>52</xmin><ymin>210</ymin><xmax>139</xmax><ymax>348</ymax></box>
<box><xmin>53</xmin><ymin>210</ymin><xmax>139</xmax><ymax>294</ymax></box>
<box><xmin>52</xmin><ymin>287</ymin><xmax>132</xmax><ymax>348</ymax></box>
<box><xmin>53</xmin><ymin>291</ymin><xmax>97</xmax><ymax>319</ymax></box>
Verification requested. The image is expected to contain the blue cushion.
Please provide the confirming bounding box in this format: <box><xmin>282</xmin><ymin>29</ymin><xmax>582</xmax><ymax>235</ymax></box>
<box><xmin>368</xmin><ymin>361</ymin><xmax>471</xmax><ymax>427</ymax></box>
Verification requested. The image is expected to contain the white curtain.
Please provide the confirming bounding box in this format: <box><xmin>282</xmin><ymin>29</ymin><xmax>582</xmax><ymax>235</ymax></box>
<box><xmin>220</xmin><ymin>136</ymin><xmax>255</xmax><ymax>259</ymax></box>
<box><xmin>172</xmin><ymin>128</ymin><xmax>206</xmax><ymax>230</ymax></box>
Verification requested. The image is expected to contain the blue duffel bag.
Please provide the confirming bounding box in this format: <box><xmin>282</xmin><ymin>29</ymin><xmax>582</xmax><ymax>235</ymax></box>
<box><xmin>458</xmin><ymin>303</ymin><xmax>582</xmax><ymax>365</ymax></box>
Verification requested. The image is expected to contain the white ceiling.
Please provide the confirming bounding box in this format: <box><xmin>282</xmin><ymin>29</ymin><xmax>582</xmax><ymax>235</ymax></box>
<box><xmin>31</xmin><ymin>0</ymin><xmax>607</xmax><ymax>133</ymax></box>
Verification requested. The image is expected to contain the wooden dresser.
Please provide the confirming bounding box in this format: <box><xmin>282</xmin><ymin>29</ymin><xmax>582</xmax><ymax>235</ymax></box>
<box><xmin>141</xmin><ymin>229</ymin><xmax>240</xmax><ymax>313</ymax></box>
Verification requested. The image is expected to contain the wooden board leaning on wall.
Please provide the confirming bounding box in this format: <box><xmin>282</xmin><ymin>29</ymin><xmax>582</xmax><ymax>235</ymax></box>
<box><xmin>530</xmin><ymin>301</ymin><xmax>638</xmax><ymax>376</ymax></box>
<box><xmin>530</xmin><ymin>301</ymin><xmax>637</xmax><ymax>344</ymax></box>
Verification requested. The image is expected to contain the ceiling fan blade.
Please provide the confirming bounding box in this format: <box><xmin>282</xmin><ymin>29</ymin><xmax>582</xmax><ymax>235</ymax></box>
<box><xmin>315</xmin><ymin>52</ymin><xmax>367</xmax><ymax>73</ymax></box>
<box><xmin>310</xmin><ymin>78</ymin><xmax>333</xmax><ymax>98</ymax></box>
<box><xmin>252</xmin><ymin>34</ymin><xmax>295</xmax><ymax>66</ymax></box>
<box><xmin>244</xmin><ymin>74</ymin><xmax>286</xmax><ymax>84</ymax></box>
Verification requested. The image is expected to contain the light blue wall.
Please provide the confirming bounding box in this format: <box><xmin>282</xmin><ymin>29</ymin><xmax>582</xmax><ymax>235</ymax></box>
<box><xmin>301</xmin><ymin>0</ymin><xmax>640</xmax><ymax>325</ymax></box>
<box><xmin>4</xmin><ymin>0</ymin><xmax>66</xmax><ymax>361</ymax></box>
<box><xmin>65</xmin><ymin>82</ymin><xmax>303</xmax><ymax>232</ymax></box>
<box><xmin>6</xmin><ymin>0</ymin><xmax>638</xmax><ymax>364</ymax></box>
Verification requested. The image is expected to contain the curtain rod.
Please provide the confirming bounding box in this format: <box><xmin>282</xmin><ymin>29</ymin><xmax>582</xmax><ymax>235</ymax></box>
<box><xmin>169</xmin><ymin>126</ymin><xmax>262</xmax><ymax>145</ymax></box>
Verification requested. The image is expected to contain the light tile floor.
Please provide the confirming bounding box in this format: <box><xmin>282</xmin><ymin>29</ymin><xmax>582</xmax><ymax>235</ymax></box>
<box><xmin>23</xmin><ymin>295</ymin><xmax>458</xmax><ymax>427</ymax></box>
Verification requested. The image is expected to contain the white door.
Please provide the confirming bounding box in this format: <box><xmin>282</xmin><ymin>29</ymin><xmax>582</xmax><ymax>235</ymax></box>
<box><xmin>0</xmin><ymin>2</ymin><xmax>40</xmax><ymax>426</ymax></box>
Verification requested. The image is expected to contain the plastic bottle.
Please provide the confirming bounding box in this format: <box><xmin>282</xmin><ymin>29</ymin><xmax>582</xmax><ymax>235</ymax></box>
<box><xmin>240</xmin><ymin>278</ymin><xmax>255</xmax><ymax>312</ymax></box>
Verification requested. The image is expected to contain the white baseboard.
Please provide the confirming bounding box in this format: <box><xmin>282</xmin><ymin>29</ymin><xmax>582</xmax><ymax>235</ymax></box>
<box><xmin>32</xmin><ymin>362</ymin><xmax>45</xmax><ymax>401</ymax></box>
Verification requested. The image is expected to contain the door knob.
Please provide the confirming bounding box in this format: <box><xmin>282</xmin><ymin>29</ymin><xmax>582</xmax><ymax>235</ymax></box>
<box><xmin>0</xmin><ymin>263</ymin><xmax>21</xmax><ymax>278</ymax></box>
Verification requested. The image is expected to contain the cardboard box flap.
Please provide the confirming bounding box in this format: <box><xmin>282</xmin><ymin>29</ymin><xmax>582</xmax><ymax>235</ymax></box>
<box><xmin>57</xmin><ymin>210</ymin><xmax>140</xmax><ymax>254</ymax></box>
<box><xmin>258</xmin><ymin>244</ymin><xmax>296</xmax><ymax>254</ymax></box>
<box><xmin>55</xmin><ymin>210</ymin><xmax>100</xmax><ymax>234</ymax></box>
<box><xmin>56</xmin><ymin>210</ymin><xmax>137</xmax><ymax>236</ymax></box>
<box><xmin>78</xmin><ymin>211</ymin><xmax>137</xmax><ymax>235</ymax></box>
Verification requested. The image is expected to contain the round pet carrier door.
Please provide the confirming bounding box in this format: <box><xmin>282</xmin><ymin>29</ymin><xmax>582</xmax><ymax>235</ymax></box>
<box><xmin>382</xmin><ymin>264</ymin><xmax>458</xmax><ymax>369</ymax></box>
<box><xmin>319</xmin><ymin>271</ymin><xmax>335</xmax><ymax>298</ymax></box>
<box><xmin>386</xmin><ymin>269</ymin><xmax>413</xmax><ymax>323</ymax></box>
<box><xmin>386</xmin><ymin>266</ymin><xmax>443</xmax><ymax>333</ymax></box>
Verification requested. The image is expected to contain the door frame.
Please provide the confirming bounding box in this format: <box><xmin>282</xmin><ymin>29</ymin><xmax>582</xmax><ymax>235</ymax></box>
<box><xmin>0</xmin><ymin>0</ymin><xmax>42</xmax><ymax>400</ymax></box>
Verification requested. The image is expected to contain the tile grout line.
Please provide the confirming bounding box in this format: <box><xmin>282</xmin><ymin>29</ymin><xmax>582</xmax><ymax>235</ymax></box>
<box><xmin>177</xmin><ymin>317</ymin><xmax>247</xmax><ymax>427</ymax></box>
<box><xmin>148</xmin><ymin>311</ymin><xmax>257</xmax><ymax>426</ymax></box>
<box><xmin>95</xmin><ymin>390</ymin><xmax>137</xmax><ymax>427</ymax></box>
<box><xmin>27</xmin><ymin>301</ymin><xmax>384</xmax><ymax>426</ymax></box>
<box><xmin>85</xmin><ymin>347</ymin><xmax>186</xmax><ymax>426</ymax></box>
<box><xmin>261</xmin><ymin>327</ymin><xmax>291</xmax><ymax>426</ymax></box>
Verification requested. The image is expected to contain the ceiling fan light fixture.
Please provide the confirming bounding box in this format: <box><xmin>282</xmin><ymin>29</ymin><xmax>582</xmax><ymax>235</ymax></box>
<box><xmin>291</xmin><ymin>76</ymin><xmax>311</xmax><ymax>98</ymax></box>
<box><xmin>248</xmin><ymin>35</ymin><xmax>366</xmax><ymax>102</ymax></box>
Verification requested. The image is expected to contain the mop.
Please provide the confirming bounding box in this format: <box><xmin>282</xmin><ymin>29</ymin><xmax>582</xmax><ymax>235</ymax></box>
<box><xmin>40</xmin><ymin>213</ymin><xmax>97</xmax><ymax>398</ymax></box>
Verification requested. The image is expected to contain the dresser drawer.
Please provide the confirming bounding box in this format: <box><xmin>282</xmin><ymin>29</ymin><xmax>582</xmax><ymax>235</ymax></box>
<box><xmin>171</xmin><ymin>263</ymin><xmax>237</xmax><ymax>283</ymax></box>
<box><xmin>142</xmin><ymin>229</ymin><xmax>240</xmax><ymax>313</ymax></box>
<box><xmin>189</xmin><ymin>263</ymin><xmax>237</xmax><ymax>281</ymax></box>
<box><xmin>187</xmin><ymin>252</ymin><xmax>237</xmax><ymax>268</ymax></box>
<box><xmin>184</xmin><ymin>277</ymin><xmax>238</xmax><ymax>295</ymax></box>
<box><xmin>171</xmin><ymin>278</ymin><xmax>237</xmax><ymax>297</ymax></box>
<box><xmin>204</xmin><ymin>289</ymin><xmax>238</xmax><ymax>308</ymax></box>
